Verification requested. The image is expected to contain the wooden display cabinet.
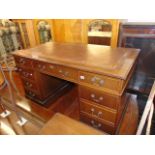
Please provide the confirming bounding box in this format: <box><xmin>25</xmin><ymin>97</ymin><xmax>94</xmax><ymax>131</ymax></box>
<box><xmin>33</xmin><ymin>19</ymin><xmax>54</xmax><ymax>44</ymax></box>
<box><xmin>12</xmin><ymin>19</ymin><xmax>37</xmax><ymax>49</ymax></box>
<box><xmin>52</xmin><ymin>19</ymin><xmax>120</xmax><ymax>48</ymax></box>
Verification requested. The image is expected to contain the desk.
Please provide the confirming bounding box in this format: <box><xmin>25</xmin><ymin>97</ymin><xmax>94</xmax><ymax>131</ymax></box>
<box><xmin>13</xmin><ymin>42</ymin><xmax>140</xmax><ymax>134</ymax></box>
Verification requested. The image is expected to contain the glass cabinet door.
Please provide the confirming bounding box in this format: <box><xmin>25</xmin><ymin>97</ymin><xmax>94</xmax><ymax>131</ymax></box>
<box><xmin>88</xmin><ymin>20</ymin><xmax>112</xmax><ymax>46</ymax></box>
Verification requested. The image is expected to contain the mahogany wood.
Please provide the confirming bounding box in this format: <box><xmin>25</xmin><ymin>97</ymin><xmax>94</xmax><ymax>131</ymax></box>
<box><xmin>13</xmin><ymin>42</ymin><xmax>139</xmax><ymax>134</ymax></box>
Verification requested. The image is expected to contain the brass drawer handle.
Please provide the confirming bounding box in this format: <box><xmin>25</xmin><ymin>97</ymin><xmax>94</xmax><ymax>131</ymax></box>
<box><xmin>59</xmin><ymin>70</ymin><xmax>69</xmax><ymax>77</ymax></box>
<box><xmin>59</xmin><ymin>70</ymin><xmax>63</xmax><ymax>73</ymax></box>
<box><xmin>91</xmin><ymin>108</ymin><xmax>95</xmax><ymax>115</ymax></box>
<box><xmin>91</xmin><ymin>77</ymin><xmax>104</xmax><ymax>86</ymax></box>
<box><xmin>64</xmin><ymin>71</ymin><xmax>69</xmax><ymax>76</ymax></box>
<box><xmin>91</xmin><ymin>77</ymin><xmax>96</xmax><ymax>83</ymax></box>
<box><xmin>38</xmin><ymin>64</ymin><xmax>46</xmax><ymax>70</ymax></box>
<box><xmin>23</xmin><ymin>72</ymin><xmax>33</xmax><ymax>77</ymax></box>
<box><xmin>29</xmin><ymin>91</ymin><xmax>35</xmax><ymax>97</ymax></box>
<box><xmin>49</xmin><ymin>65</ymin><xmax>54</xmax><ymax>69</ymax></box>
<box><xmin>25</xmin><ymin>82</ymin><xmax>32</xmax><ymax>88</ymax></box>
<box><xmin>18</xmin><ymin>68</ymin><xmax>22</xmax><ymax>72</ymax></box>
<box><xmin>91</xmin><ymin>120</ymin><xmax>102</xmax><ymax>128</ymax></box>
<box><xmin>19</xmin><ymin>58</ymin><xmax>25</xmax><ymax>64</ymax></box>
<box><xmin>90</xmin><ymin>108</ymin><xmax>102</xmax><ymax>118</ymax></box>
<box><xmin>23</xmin><ymin>72</ymin><xmax>29</xmax><ymax>77</ymax></box>
<box><xmin>90</xmin><ymin>93</ymin><xmax>103</xmax><ymax>103</ymax></box>
<box><xmin>99</xmin><ymin>80</ymin><xmax>104</xmax><ymax>86</ymax></box>
<box><xmin>98</xmin><ymin>111</ymin><xmax>103</xmax><ymax>117</ymax></box>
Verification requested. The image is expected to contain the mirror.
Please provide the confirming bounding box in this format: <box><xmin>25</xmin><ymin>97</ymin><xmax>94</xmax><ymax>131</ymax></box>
<box><xmin>88</xmin><ymin>20</ymin><xmax>112</xmax><ymax>46</ymax></box>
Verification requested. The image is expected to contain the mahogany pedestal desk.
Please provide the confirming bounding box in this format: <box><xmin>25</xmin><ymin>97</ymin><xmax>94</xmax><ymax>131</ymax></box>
<box><xmin>13</xmin><ymin>42</ymin><xmax>140</xmax><ymax>134</ymax></box>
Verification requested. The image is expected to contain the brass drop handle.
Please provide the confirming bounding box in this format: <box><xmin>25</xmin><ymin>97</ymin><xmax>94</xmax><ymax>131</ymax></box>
<box><xmin>26</xmin><ymin>82</ymin><xmax>32</xmax><ymax>87</ymax></box>
<box><xmin>91</xmin><ymin>120</ymin><xmax>102</xmax><ymax>128</ymax></box>
<box><xmin>29</xmin><ymin>91</ymin><xmax>35</xmax><ymax>97</ymax></box>
<box><xmin>59</xmin><ymin>70</ymin><xmax>69</xmax><ymax>77</ymax></box>
<box><xmin>38</xmin><ymin>64</ymin><xmax>45</xmax><ymax>70</ymax></box>
<box><xmin>91</xmin><ymin>108</ymin><xmax>95</xmax><ymax>115</ymax></box>
<box><xmin>19</xmin><ymin>58</ymin><xmax>25</xmax><ymax>64</ymax></box>
<box><xmin>91</xmin><ymin>77</ymin><xmax>104</xmax><ymax>86</ymax></box>
<box><xmin>23</xmin><ymin>72</ymin><xmax>29</xmax><ymax>77</ymax></box>
<box><xmin>97</xmin><ymin>111</ymin><xmax>102</xmax><ymax>118</ymax></box>
<box><xmin>90</xmin><ymin>107</ymin><xmax>102</xmax><ymax>118</ymax></box>
<box><xmin>64</xmin><ymin>71</ymin><xmax>69</xmax><ymax>76</ymax></box>
<box><xmin>90</xmin><ymin>93</ymin><xmax>103</xmax><ymax>103</ymax></box>
<box><xmin>49</xmin><ymin>65</ymin><xmax>54</xmax><ymax>69</ymax></box>
<box><xmin>99</xmin><ymin>80</ymin><xmax>104</xmax><ymax>86</ymax></box>
<box><xmin>91</xmin><ymin>77</ymin><xmax>96</xmax><ymax>83</ymax></box>
<box><xmin>59</xmin><ymin>70</ymin><xmax>63</xmax><ymax>73</ymax></box>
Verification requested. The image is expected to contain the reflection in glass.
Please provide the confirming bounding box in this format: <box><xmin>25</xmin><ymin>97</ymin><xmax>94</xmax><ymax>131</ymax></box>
<box><xmin>88</xmin><ymin>20</ymin><xmax>112</xmax><ymax>46</ymax></box>
<box><xmin>37</xmin><ymin>21</ymin><xmax>52</xmax><ymax>43</ymax></box>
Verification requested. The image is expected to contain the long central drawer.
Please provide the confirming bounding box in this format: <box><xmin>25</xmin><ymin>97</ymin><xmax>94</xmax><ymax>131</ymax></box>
<box><xmin>78</xmin><ymin>71</ymin><xmax>123</xmax><ymax>94</ymax></box>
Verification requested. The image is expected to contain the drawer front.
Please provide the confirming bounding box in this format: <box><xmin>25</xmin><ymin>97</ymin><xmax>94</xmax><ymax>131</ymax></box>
<box><xmin>18</xmin><ymin>67</ymin><xmax>34</xmax><ymax>80</ymax></box>
<box><xmin>80</xmin><ymin>99</ymin><xmax>116</xmax><ymax>123</ymax></box>
<box><xmin>33</xmin><ymin>61</ymin><xmax>57</xmax><ymax>74</ymax></box>
<box><xmin>80</xmin><ymin>113</ymin><xmax>115</xmax><ymax>134</ymax></box>
<box><xmin>56</xmin><ymin>65</ymin><xmax>78</xmax><ymax>82</ymax></box>
<box><xmin>79</xmin><ymin>71</ymin><xmax>121</xmax><ymax>94</ymax></box>
<box><xmin>14</xmin><ymin>56</ymin><xmax>33</xmax><ymax>68</ymax></box>
<box><xmin>79</xmin><ymin>86</ymin><xmax>117</xmax><ymax>109</ymax></box>
<box><xmin>22</xmin><ymin>79</ymin><xmax>37</xmax><ymax>91</ymax></box>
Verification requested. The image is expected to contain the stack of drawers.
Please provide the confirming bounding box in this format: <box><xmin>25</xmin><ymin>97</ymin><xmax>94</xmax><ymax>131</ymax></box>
<box><xmin>14</xmin><ymin>57</ymin><xmax>74</xmax><ymax>105</ymax></box>
<box><xmin>78</xmin><ymin>71</ymin><xmax>128</xmax><ymax>134</ymax></box>
<box><xmin>14</xmin><ymin>56</ymin><xmax>42</xmax><ymax>101</ymax></box>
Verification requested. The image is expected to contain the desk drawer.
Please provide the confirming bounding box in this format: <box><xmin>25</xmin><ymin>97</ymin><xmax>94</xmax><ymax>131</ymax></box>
<box><xmin>79</xmin><ymin>86</ymin><xmax>117</xmax><ymax>109</ymax></box>
<box><xmin>80</xmin><ymin>113</ymin><xmax>115</xmax><ymax>134</ymax></box>
<box><xmin>80</xmin><ymin>99</ymin><xmax>116</xmax><ymax>123</ymax></box>
<box><xmin>14</xmin><ymin>56</ymin><xmax>33</xmax><ymax>68</ymax></box>
<box><xmin>22</xmin><ymin>79</ymin><xmax>37</xmax><ymax>91</ymax></box>
<box><xmin>79</xmin><ymin>71</ymin><xmax>121</xmax><ymax>93</ymax></box>
<box><xmin>33</xmin><ymin>61</ymin><xmax>57</xmax><ymax>74</ymax></box>
<box><xmin>56</xmin><ymin>65</ymin><xmax>78</xmax><ymax>82</ymax></box>
<box><xmin>18</xmin><ymin>67</ymin><xmax>34</xmax><ymax>80</ymax></box>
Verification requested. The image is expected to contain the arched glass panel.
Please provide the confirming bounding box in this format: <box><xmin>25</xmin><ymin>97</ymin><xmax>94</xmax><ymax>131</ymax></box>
<box><xmin>37</xmin><ymin>21</ymin><xmax>52</xmax><ymax>43</ymax></box>
<box><xmin>88</xmin><ymin>20</ymin><xmax>112</xmax><ymax>46</ymax></box>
